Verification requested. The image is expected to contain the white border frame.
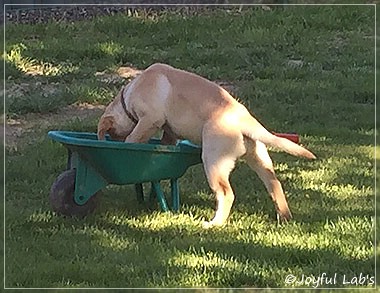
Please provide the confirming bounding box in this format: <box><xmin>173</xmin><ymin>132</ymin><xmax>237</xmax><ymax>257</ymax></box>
<box><xmin>2</xmin><ymin>2</ymin><xmax>377</xmax><ymax>290</ymax></box>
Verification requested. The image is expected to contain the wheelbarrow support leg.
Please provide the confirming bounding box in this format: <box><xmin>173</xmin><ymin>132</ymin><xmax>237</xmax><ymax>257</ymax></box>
<box><xmin>135</xmin><ymin>183</ymin><xmax>144</xmax><ymax>203</ymax></box>
<box><xmin>171</xmin><ymin>178</ymin><xmax>180</xmax><ymax>212</ymax></box>
<box><xmin>74</xmin><ymin>154</ymin><xmax>108</xmax><ymax>205</ymax></box>
<box><xmin>152</xmin><ymin>181</ymin><xmax>169</xmax><ymax>212</ymax></box>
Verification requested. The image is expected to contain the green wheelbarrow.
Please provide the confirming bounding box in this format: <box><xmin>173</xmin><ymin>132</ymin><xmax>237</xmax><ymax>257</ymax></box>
<box><xmin>48</xmin><ymin>131</ymin><xmax>202</xmax><ymax>217</ymax></box>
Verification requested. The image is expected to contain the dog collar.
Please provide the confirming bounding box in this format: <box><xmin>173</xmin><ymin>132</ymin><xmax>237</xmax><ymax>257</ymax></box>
<box><xmin>121</xmin><ymin>87</ymin><xmax>138</xmax><ymax>124</ymax></box>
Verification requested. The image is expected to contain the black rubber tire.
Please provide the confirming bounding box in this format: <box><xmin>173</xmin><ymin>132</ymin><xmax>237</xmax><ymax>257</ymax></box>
<box><xmin>49</xmin><ymin>169</ymin><xmax>99</xmax><ymax>218</ymax></box>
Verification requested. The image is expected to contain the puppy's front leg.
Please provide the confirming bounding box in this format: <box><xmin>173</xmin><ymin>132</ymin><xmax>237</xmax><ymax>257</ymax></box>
<box><xmin>161</xmin><ymin>125</ymin><xmax>178</xmax><ymax>145</ymax></box>
<box><xmin>125</xmin><ymin>118</ymin><xmax>161</xmax><ymax>143</ymax></box>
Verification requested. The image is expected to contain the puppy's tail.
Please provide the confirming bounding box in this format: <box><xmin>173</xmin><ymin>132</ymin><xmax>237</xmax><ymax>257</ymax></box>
<box><xmin>242</xmin><ymin>116</ymin><xmax>316</xmax><ymax>160</ymax></box>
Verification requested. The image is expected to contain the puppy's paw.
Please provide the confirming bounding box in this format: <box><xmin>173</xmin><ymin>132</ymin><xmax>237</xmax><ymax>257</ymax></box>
<box><xmin>201</xmin><ymin>220</ymin><xmax>226</xmax><ymax>229</ymax></box>
<box><xmin>276</xmin><ymin>209</ymin><xmax>292</xmax><ymax>224</ymax></box>
<box><xmin>202</xmin><ymin>221</ymin><xmax>214</xmax><ymax>229</ymax></box>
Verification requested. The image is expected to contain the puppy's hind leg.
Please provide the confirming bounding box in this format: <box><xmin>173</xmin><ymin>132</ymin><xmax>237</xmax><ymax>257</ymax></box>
<box><xmin>202</xmin><ymin>157</ymin><xmax>236</xmax><ymax>229</ymax></box>
<box><xmin>245</xmin><ymin>140</ymin><xmax>292</xmax><ymax>222</ymax></box>
<box><xmin>201</xmin><ymin>124</ymin><xmax>246</xmax><ymax>228</ymax></box>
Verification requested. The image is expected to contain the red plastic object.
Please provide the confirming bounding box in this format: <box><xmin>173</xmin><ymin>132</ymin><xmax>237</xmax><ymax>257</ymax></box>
<box><xmin>273</xmin><ymin>132</ymin><xmax>300</xmax><ymax>144</ymax></box>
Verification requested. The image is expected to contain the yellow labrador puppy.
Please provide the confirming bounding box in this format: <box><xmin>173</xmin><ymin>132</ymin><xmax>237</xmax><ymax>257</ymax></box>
<box><xmin>98</xmin><ymin>63</ymin><xmax>316</xmax><ymax>228</ymax></box>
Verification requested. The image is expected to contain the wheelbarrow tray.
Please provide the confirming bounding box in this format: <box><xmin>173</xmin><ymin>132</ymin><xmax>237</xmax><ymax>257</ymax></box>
<box><xmin>48</xmin><ymin>131</ymin><xmax>202</xmax><ymax>213</ymax></box>
<box><xmin>48</xmin><ymin>131</ymin><xmax>202</xmax><ymax>184</ymax></box>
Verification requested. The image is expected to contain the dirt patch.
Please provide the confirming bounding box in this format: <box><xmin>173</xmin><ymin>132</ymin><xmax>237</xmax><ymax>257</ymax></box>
<box><xmin>4</xmin><ymin>81</ymin><xmax>60</xmax><ymax>98</ymax></box>
<box><xmin>2</xmin><ymin>103</ymin><xmax>105</xmax><ymax>150</ymax></box>
<box><xmin>95</xmin><ymin>66</ymin><xmax>142</xmax><ymax>85</ymax></box>
<box><xmin>3</xmin><ymin>65</ymin><xmax>143</xmax><ymax>149</ymax></box>
<box><xmin>3</xmin><ymin>2</ymin><xmax>265</xmax><ymax>25</ymax></box>
<box><xmin>3</xmin><ymin>64</ymin><xmax>238</xmax><ymax>150</ymax></box>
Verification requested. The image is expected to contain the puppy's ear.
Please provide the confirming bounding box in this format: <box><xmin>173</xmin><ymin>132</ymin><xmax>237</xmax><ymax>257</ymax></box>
<box><xmin>97</xmin><ymin>116</ymin><xmax>114</xmax><ymax>140</ymax></box>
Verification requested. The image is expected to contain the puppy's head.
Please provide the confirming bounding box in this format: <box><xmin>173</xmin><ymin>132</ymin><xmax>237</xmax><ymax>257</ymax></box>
<box><xmin>97</xmin><ymin>114</ymin><xmax>135</xmax><ymax>141</ymax></box>
<box><xmin>97</xmin><ymin>115</ymin><xmax>115</xmax><ymax>140</ymax></box>
<box><xmin>97</xmin><ymin>89</ymin><xmax>135</xmax><ymax>141</ymax></box>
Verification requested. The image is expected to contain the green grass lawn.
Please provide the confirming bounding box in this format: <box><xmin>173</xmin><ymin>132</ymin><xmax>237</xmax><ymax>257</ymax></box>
<box><xmin>3</xmin><ymin>5</ymin><xmax>376</xmax><ymax>289</ymax></box>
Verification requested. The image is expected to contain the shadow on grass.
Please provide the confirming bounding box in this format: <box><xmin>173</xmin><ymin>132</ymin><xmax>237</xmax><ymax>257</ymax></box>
<box><xmin>5</xmin><ymin>132</ymin><xmax>374</xmax><ymax>287</ymax></box>
<box><xmin>18</xmin><ymin>209</ymin><xmax>375</xmax><ymax>288</ymax></box>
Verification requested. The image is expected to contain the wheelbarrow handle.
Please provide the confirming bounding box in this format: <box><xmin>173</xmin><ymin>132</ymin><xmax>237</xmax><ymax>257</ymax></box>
<box><xmin>273</xmin><ymin>132</ymin><xmax>300</xmax><ymax>144</ymax></box>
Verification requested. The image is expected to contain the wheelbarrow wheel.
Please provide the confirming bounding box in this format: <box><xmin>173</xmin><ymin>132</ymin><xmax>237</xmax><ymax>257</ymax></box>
<box><xmin>49</xmin><ymin>169</ymin><xmax>99</xmax><ymax>218</ymax></box>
